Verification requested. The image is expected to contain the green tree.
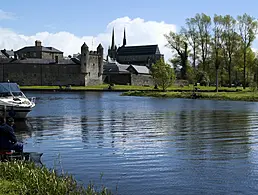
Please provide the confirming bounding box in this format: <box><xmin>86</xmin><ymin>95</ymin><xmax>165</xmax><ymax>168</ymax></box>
<box><xmin>195</xmin><ymin>13</ymin><xmax>212</xmax><ymax>71</ymax></box>
<box><xmin>151</xmin><ymin>59</ymin><xmax>175</xmax><ymax>91</ymax></box>
<box><xmin>164</xmin><ymin>32</ymin><xmax>188</xmax><ymax>79</ymax></box>
<box><xmin>182</xmin><ymin>17</ymin><xmax>200</xmax><ymax>69</ymax></box>
<box><xmin>212</xmin><ymin>14</ymin><xmax>224</xmax><ymax>92</ymax></box>
<box><xmin>221</xmin><ymin>15</ymin><xmax>239</xmax><ymax>87</ymax></box>
<box><xmin>237</xmin><ymin>13</ymin><xmax>258</xmax><ymax>89</ymax></box>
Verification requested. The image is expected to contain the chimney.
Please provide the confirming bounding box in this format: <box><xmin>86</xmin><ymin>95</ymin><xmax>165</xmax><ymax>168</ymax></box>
<box><xmin>55</xmin><ymin>56</ymin><xmax>58</xmax><ymax>63</ymax></box>
<box><xmin>35</xmin><ymin>40</ymin><xmax>42</xmax><ymax>47</ymax></box>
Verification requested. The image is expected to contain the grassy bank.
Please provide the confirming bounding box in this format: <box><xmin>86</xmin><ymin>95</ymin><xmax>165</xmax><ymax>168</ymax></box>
<box><xmin>0</xmin><ymin>161</ymin><xmax>112</xmax><ymax>195</ymax></box>
<box><xmin>122</xmin><ymin>91</ymin><xmax>258</xmax><ymax>102</ymax></box>
<box><xmin>20</xmin><ymin>84</ymin><xmax>247</xmax><ymax>92</ymax></box>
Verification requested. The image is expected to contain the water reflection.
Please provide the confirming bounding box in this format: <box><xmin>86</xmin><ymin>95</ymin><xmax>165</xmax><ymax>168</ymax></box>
<box><xmin>14</xmin><ymin>92</ymin><xmax>258</xmax><ymax>195</ymax></box>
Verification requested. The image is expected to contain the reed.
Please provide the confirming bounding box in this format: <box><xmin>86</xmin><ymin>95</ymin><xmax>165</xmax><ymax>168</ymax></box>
<box><xmin>0</xmin><ymin>160</ymin><xmax>112</xmax><ymax>195</ymax></box>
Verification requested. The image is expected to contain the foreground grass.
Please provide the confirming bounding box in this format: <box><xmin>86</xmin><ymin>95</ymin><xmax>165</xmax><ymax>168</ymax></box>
<box><xmin>122</xmin><ymin>91</ymin><xmax>258</xmax><ymax>102</ymax></box>
<box><xmin>0</xmin><ymin>161</ymin><xmax>112</xmax><ymax>195</ymax></box>
<box><xmin>20</xmin><ymin>84</ymin><xmax>248</xmax><ymax>92</ymax></box>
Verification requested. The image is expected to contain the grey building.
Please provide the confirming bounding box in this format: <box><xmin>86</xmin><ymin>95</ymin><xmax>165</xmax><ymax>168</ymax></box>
<box><xmin>15</xmin><ymin>40</ymin><xmax>63</xmax><ymax>60</ymax></box>
<box><xmin>107</xmin><ymin>28</ymin><xmax>164</xmax><ymax>67</ymax></box>
<box><xmin>0</xmin><ymin>41</ymin><xmax>103</xmax><ymax>86</ymax></box>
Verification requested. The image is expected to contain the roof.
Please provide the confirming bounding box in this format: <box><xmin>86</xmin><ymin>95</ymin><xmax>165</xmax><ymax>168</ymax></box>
<box><xmin>16</xmin><ymin>46</ymin><xmax>63</xmax><ymax>54</ymax></box>
<box><xmin>0</xmin><ymin>49</ymin><xmax>14</xmax><ymax>58</ymax></box>
<box><xmin>8</xmin><ymin>58</ymin><xmax>79</xmax><ymax>65</ymax></box>
<box><xmin>127</xmin><ymin>65</ymin><xmax>150</xmax><ymax>74</ymax></box>
<box><xmin>103</xmin><ymin>61</ymin><xmax>150</xmax><ymax>74</ymax></box>
<box><xmin>103</xmin><ymin>62</ymin><xmax>130</xmax><ymax>73</ymax></box>
<box><xmin>117</xmin><ymin>45</ymin><xmax>160</xmax><ymax>56</ymax></box>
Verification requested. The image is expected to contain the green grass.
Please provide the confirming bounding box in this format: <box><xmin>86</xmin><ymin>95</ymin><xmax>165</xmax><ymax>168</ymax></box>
<box><xmin>0</xmin><ymin>161</ymin><xmax>112</xmax><ymax>195</ymax></box>
<box><xmin>122</xmin><ymin>91</ymin><xmax>258</xmax><ymax>102</ymax></box>
<box><xmin>19</xmin><ymin>84</ymin><xmax>248</xmax><ymax>92</ymax></box>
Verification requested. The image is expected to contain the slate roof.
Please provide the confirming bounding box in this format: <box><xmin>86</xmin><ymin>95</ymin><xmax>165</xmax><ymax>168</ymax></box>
<box><xmin>127</xmin><ymin>65</ymin><xmax>150</xmax><ymax>74</ymax></box>
<box><xmin>104</xmin><ymin>62</ymin><xmax>130</xmax><ymax>74</ymax></box>
<box><xmin>7</xmin><ymin>58</ymin><xmax>79</xmax><ymax>65</ymax></box>
<box><xmin>117</xmin><ymin>45</ymin><xmax>160</xmax><ymax>56</ymax></box>
<box><xmin>1</xmin><ymin>49</ymin><xmax>15</xmax><ymax>58</ymax></box>
<box><xmin>16</xmin><ymin>46</ymin><xmax>63</xmax><ymax>54</ymax></box>
<box><xmin>103</xmin><ymin>61</ymin><xmax>150</xmax><ymax>74</ymax></box>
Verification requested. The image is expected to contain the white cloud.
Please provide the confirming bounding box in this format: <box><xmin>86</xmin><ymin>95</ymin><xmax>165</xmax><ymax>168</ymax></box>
<box><xmin>0</xmin><ymin>9</ymin><xmax>15</xmax><ymax>20</ymax></box>
<box><xmin>0</xmin><ymin>16</ymin><xmax>176</xmax><ymax>61</ymax></box>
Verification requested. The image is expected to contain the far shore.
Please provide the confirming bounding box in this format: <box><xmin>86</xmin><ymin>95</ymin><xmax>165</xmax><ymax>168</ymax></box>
<box><xmin>20</xmin><ymin>84</ymin><xmax>246</xmax><ymax>92</ymax></box>
<box><xmin>121</xmin><ymin>90</ymin><xmax>258</xmax><ymax>102</ymax></box>
<box><xmin>19</xmin><ymin>84</ymin><xmax>258</xmax><ymax>102</ymax></box>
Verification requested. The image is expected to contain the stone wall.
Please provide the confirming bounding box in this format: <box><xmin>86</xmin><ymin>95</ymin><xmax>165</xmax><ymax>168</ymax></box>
<box><xmin>85</xmin><ymin>52</ymin><xmax>103</xmax><ymax>86</ymax></box>
<box><xmin>104</xmin><ymin>74</ymin><xmax>131</xmax><ymax>85</ymax></box>
<box><xmin>42</xmin><ymin>52</ymin><xmax>63</xmax><ymax>60</ymax></box>
<box><xmin>131</xmin><ymin>74</ymin><xmax>154</xmax><ymax>86</ymax></box>
<box><xmin>0</xmin><ymin>63</ymin><xmax>84</xmax><ymax>86</ymax></box>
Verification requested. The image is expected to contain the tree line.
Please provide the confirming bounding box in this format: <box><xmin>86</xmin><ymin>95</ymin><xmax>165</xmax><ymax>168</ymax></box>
<box><xmin>164</xmin><ymin>13</ymin><xmax>258</xmax><ymax>91</ymax></box>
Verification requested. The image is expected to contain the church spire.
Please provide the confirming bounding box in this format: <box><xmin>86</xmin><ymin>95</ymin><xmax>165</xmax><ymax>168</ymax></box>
<box><xmin>111</xmin><ymin>28</ymin><xmax>115</xmax><ymax>50</ymax></box>
<box><xmin>123</xmin><ymin>28</ymin><xmax>127</xmax><ymax>46</ymax></box>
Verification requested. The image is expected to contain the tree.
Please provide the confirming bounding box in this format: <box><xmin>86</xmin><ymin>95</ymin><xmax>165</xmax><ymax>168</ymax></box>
<box><xmin>151</xmin><ymin>59</ymin><xmax>175</xmax><ymax>91</ymax></box>
<box><xmin>182</xmin><ymin>17</ymin><xmax>199</xmax><ymax>69</ymax></box>
<box><xmin>221</xmin><ymin>15</ymin><xmax>239</xmax><ymax>87</ymax></box>
<box><xmin>237</xmin><ymin>13</ymin><xmax>258</xmax><ymax>89</ymax></box>
<box><xmin>195</xmin><ymin>13</ymin><xmax>212</xmax><ymax>71</ymax></box>
<box><xmin>212</xmin><ymin>14</ymin><xmax>224</xmax><ymax>92</ymax></box>
<box><xmin>164</xmin><ymin>32</ymin><xmax>188</xmax><ymax>80</ymax></box>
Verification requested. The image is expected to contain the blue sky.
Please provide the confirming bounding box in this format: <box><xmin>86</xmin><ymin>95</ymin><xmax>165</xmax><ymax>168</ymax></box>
<box><xmin>1</xmin><ymin>0</ymin><xmax>258</xmax><ymax>60</ymax></box>
<box><xmin>1</xmin><ymin>0</ymin><xmax>258</xmax><ymax>36</ymax></box>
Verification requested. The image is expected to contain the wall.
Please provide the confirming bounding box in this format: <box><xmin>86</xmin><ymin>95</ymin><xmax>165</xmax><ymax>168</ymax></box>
<box><xmin>131</xmin><ymin>74</ymin><xmax>154</xmax><ymax>86</ymax></box>
<box><xmin>42</xmin><ymin>52</ymin><xmax>63</xmax><ymax>60</ymax></box>
<box><xmin>0</xmin><ymin>63</ymin><xmax>84</xmax><ymax>86</ymax></box>
<box><xmin>103</xmin><ymin>73</ymin><xmax>131</xmax><ymax>85</ymax></box>
<box><xmin>85</xmin><ymin>52</ymin><xmax>103</xmax><ymax>86</ymax></box>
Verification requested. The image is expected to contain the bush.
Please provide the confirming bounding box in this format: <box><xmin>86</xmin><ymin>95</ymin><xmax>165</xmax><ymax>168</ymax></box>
<box><xmin>0</xmin><ymin>161</ymin><xmax>112</xmax><ymax>195</ymax></box>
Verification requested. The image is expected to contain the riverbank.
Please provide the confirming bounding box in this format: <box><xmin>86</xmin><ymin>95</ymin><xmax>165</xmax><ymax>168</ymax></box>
<box><xmin>0</xmin><ymin>161</ymin><xmax>111</xmax><ymax>195</ymax></box>
<box><xmin>121</xmin><ymin>91</ymin><xmax>258</xmax><ymax>102</ymax></box>
<box><xmin>20</xmin><ymin>84</ymin><xmax>246</xmax><ymax>92</ymax></box>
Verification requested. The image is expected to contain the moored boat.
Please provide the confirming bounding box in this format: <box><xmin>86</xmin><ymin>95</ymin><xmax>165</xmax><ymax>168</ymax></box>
<box><xmin>0</xmin><ymin>82</ymin><xmax>35</xmax><ymax>119</ymax></box>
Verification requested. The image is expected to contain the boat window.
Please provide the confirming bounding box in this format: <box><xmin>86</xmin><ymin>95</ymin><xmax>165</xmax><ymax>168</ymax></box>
<box><xmin>12</xmin><ymin>92</ymin><xmax>23</xmax><ymax>96</ymax></box>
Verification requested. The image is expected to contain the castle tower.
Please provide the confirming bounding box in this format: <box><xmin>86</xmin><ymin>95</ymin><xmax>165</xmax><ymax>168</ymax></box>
<box><xmin>81</xmin><ymin>42</ymin><xmax>89</xmax><ymax>74</ymax></box>
<box><xmin>97</xmin><ymin>43</ymin><xmax>104</xmax><ymax>78</ymax></box>
<box><xmin>122</xmin><ymin>28</ymin><xmax>127</xmax><ymax>47</ymax></box>
<box><xmin>108</xmin><ymin>28</ymin><xmax>117</xmax><ymax>60</ymax></box>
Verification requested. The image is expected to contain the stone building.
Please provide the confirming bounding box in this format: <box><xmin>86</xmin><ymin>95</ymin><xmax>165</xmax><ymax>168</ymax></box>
<box><xmin>0</xmin><ymin>41</ymin><xmax>103</xmax><ymax>86</ymax></box>
<box><xmin>104</xmin><ymin>28</ymin><xmax>164</xmax><ymax>86</ymax></box>
<box><xmin>107</xmin><ymin>28</ymin><xmax>164</xmax><ymax>66</ymax></box>
<box><xmin>15</xmin><ymin>40</ymin><xmax>63</xmax><ymax>60</ymax></box>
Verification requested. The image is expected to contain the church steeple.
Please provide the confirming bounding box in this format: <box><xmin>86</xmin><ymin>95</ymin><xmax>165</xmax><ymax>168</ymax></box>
<box><xmin>122</xmin><ymin>28</ymin><xmax>127</xmax><ymax>46</ymax></box>
<box><xmin>111</xmin><ymin>28</ymin><xmax>115</xmax><ymax>50</ymax></box>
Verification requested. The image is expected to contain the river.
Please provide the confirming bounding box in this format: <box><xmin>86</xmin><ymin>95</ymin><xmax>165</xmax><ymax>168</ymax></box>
<box><xmin>15</xmin><ymin>91</ymin><xmax>258</xmax><ymax>195</ymax></box>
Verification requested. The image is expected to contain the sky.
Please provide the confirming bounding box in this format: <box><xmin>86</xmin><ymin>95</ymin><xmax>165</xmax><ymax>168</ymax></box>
<box><xmin>1</xmin><ymin>0</ymin><xmax>258</xmax><ymax>61</ymax></box>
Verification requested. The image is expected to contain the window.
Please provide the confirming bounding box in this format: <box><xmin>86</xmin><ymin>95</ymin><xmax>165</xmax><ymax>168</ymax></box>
<box><xmin>33</xmin><ymin>52</ymin><xmax>36</xmax><ymax>57</ymax></box>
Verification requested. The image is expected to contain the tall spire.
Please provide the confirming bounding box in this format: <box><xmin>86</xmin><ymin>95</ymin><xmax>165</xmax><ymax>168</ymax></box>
<box><xmin>123</xmin><ymin>28</ymin><xmax>127</xmax><ymax>46</ymax></box>
<box><xmin>111</xmin><ymin>28</ymin><xmax>115</xmax><ymax>50</ymax></box>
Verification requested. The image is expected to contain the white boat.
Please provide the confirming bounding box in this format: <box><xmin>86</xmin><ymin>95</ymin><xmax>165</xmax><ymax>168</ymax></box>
<box><xmin>0</xmin><ymin>83</ymin><xmax>35</xmax><ymax>119</ymax></box>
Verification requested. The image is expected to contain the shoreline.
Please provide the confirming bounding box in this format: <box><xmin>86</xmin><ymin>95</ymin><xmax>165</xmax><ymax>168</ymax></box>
<box><xmin>19</xmin><ymin>85</ymin><xmax>258</xmax><ymax>102</ymax></box>
<box><xmin>121</xmin><ymin>91</ymin><xmax>258</xmax><ymax>102</ymax></box>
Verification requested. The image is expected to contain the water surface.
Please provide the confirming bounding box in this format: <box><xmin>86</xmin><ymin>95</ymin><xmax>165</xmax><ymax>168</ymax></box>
<box><xmin>15</xmin><ymin>91</ymin><xmax>258</xmax><ymax>195</ymax></box>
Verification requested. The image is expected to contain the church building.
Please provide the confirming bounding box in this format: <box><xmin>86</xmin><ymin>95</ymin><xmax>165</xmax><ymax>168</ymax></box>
<box><xmin>107</xmin><ymin>28</ymin><xmax>164</xmax><ymax>66</ymax></box>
